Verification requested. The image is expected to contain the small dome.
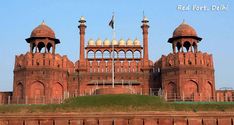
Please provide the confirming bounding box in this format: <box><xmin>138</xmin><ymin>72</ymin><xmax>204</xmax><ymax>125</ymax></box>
<box><xmin>173</xmin><ymin>21</ymin><xmax>197</xmax><ymax>37</ymax></box>
<box><xmin>96</xmin><ymin>38</ymin><xmax>102</xmax><ymax>46</ymax></box>
<box><xmin>88</xmin><ymin>39</ymin><xmax>95</xmax><ymax>46</ymax></box>
<box><xmin>112</xmin><ymin>39</ymin><xmax>118</xmax><ymax>45</ymax></box>
<box><xmin>103</xmin><ymin>39</ymin><xmax>110</xmax><ymax>46</ymax></box>
<box><xmin>119</xmin><ymin>39</ymin><xmax>125</xmax><ymax>46</ymax></box>
<box><xmin>30</xmin><ymin>21</ymin><xmax>55</xmax><ymax>38</ymax></box>
<box><xmin>143</xmin><ymin>16</ymin><xmax>149</xmax><ymax>22</ymax></box>
<box><xmin>133</xmin><ymin>38</ymin><xmax>140</xmax><ymax>46</ymax></box>
<box><xmin>126</xmin><ymin>39</ymin><xmax>133</xmax><ymax>46</ymax></box>
<box><xmin>80</xmin><ymin>16</ymin><xmax>85</xmax><ymax>21</ymax></box>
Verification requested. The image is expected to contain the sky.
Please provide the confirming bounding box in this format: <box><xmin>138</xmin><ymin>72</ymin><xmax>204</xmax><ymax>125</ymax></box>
<box><xmin>0</xmin><ymin>0</ymin><xmax>233</xmax><ymax>91</ymax></box>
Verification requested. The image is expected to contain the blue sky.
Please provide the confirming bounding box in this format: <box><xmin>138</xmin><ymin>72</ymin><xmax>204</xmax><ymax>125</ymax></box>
<box><xmin>0</xmin><ymin>0</ymin><xmax>233</xmax><ymax>91</ymax></box>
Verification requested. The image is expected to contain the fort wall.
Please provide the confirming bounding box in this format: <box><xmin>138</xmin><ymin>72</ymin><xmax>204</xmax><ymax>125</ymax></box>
<box><xmin>0</xmin><ymin>112</ymin><xmax>233</xmax><ymax>125</ymax></box>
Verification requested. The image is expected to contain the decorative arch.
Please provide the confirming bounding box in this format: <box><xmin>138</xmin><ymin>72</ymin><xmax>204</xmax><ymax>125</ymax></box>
<box><xmin>103</xmin><ymin>50</ymin><xmax>110</xmax><ymax>58</ymax></box>
<box><xmin>183</xmin><ymin>80</ymin><xmax>198</xmax><ymax>99</ymax></box>
<box><xmin>47</xmin><ymin>42</ymin><xmax>53</xmax><ymax>53</ymax></box>
<box><xmin>205</xmin><ymin>81</ymin><xmax>213</xmax><ymax>98</ymax></box>
<box><xmin>118</xmin><ymin>50</ymin><xmax>125</xmax><ymax>58</ymax></box>
<box><xmin>111</xmin><ymin>50</ymin><xmax>118</xmax><ymax>58</ymax></box>
<box><xmin>166</xmin><ymin>82</ymin><xmax>177</xmax><ymax>99</ymax></box>
<box><xmin>38</xmin><ymin>42</ymin><xmax>45</xmax><ymax>53</ymax></box>
<box><xmin>87</xmin><ymin>50</ymin><xmax>94</xmax><ymax>58</ymax></box>
<box><xmin>95</xmin><ymin>50</ymin><xmax>102</xmax><ymax>58</ymax></box>
<box><xmin>126</xmin><ymin>50</ymin><xmax>133</xmax><ymax>58</ymax></box>
<box><xmin>183</xmin><ymin>41</ymin><xmax>191</xmax><ymax>52</ymax></box>
<box><xmin>16</xmin><ymin>82</ymin><xmax>24</xmax><ymax>99</ymax></box>
<box><xmin>134</xmin><ymin>50</ymin><xmax>141</xmax><ymax>58</ymax></box>
<box><xmin>176</xmin><ymin>42</ymin><xmax>182</xmax><ymax>52</ymax></box>
<box><xmin>30</xmin><ymin>81</ymin><xmax>45</xmax><ymax>98</ymax></box>
<box><xmin>51</xmin><ymin>82</ymin><xmax>63</xmax><ymax>98</ymax></box>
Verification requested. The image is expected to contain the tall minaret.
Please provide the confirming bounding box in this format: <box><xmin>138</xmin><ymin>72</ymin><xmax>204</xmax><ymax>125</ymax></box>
<box><xmin>78</xmin><ymin>16</ymin><xmax>86</xmax><ymax>68</ymax></box>
<box><xmin>141</xmin><ymin>16</ymin><xmax>149</xmax><ymax>67</ymax></box>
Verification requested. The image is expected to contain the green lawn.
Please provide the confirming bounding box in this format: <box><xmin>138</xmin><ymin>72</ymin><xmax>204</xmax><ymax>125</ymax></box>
<box><xmin>0</xmin><ymin>94</ymin><xmax>234</xmax><ymax>113</ymax></box>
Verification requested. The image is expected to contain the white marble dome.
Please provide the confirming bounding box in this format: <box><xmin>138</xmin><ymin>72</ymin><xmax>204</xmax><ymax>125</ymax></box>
<box><xmin>88</xmin><ymin>39</ymin><xmax>95</xmax><ymax>46</ymax></box>
<box><xmin>103</xmin><ymin>39</ymin><xmax>110</xmax><ymax>46</ymax></box>
<box><xmin>134</xmin><ymin>38</ymin><xmax>140</xmax><ymax>46</ymax></box>
<box><xmin>119</xmin><ymin>39</ymin><xmax>126</xmax><ymax>46</ymax></box>
<box><xmin>143</xmin><ymin>16</ymin><xmax>148</xmax><ymax>22</ymax></box>
<box><xmin>96</xmin><ymin>38</ymin><xmax>102</xmax><ymax>46</ymax></box>
<box><xmin>80</xmin><ymin>16</ymin><xmax>85</xmax><ymax>21</ymax></box>
<box><xmin>126</xmin><ymin>39</ymin><xmax>133</xmax><ymax>46</ymax></box>
<box><xmin>112</xmin><ymin>39</ymin><xmax>118</xmax><ymax>45</ymax></box>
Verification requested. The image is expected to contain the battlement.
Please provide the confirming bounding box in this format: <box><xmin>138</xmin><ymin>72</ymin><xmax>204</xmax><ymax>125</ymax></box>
<box><xmin>160</xmin><ymin>52</ymin><xmax>214</xmax><ymax>69</ymax></box>
<box><xmin>14</xmin><ymin>52</ymin><xmax>74</xmax><ymax>72</ymax></box>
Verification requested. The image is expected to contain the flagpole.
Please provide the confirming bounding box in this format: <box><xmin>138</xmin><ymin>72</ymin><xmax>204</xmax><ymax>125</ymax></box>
<box><xmin>112</xmin><ymin>12</ymin><xmax>115</xmax><ymax>88</ymax></box>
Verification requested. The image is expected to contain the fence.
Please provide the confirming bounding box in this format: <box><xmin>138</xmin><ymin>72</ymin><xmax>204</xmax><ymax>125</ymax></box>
<box><xmin>78</xmin><ymin>87</ymin><xmax>162</xmax><ymax>96</ymax></box>
<box><xmin>0</xmin><ymin>96</ymin><xmax>67</xmax><ymax>105</ymax></box>
<box><xmin>165</xmin><ymin>92</ymin><xmax>234</xmax><ymax>102</ymax></box>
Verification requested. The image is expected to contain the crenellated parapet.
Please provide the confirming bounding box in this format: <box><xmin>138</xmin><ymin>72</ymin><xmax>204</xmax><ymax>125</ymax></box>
<box><xmin>14</xmin><ymin>52</ymin><xmax>74</xmax><ymax>72</ymax></box>
<box><xmin>161</xmin><ymin>52</ymin><xmax>214</xmax><ymax>69</ymax></box>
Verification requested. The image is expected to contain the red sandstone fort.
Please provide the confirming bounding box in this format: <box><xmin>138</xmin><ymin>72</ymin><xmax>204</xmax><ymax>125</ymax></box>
<box><xmin>0</xmin><ymin>16</ymin><xmax>233</xmax><ymax>104</ymax></box>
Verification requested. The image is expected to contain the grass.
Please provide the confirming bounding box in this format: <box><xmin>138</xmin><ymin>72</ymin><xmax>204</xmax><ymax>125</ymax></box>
<box><xmin>1</xmin><ymin>94</ymin><xmax>234</xmax><ymax>113</ymax></box>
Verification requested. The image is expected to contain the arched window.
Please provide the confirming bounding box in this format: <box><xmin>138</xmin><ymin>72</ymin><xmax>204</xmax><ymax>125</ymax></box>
<box><xmin>95</xmin><ymin>50</ymin><xmax>102</xmax><ymax>58</ymax></box>
<box><xmin>176</xmin><ymin>42</ymin><xmax>182</xmax><ymax>52</ymax></box>
<box><xmin>183</xmin><ymin>41</ymin><xmax>191</xmax><ymax>52</ymax></box>
<box><xmin>103</xmin><ymin>50</ymin><xmax>110</xmax><ymax>58</ymax></box>
<box><xmin>134</xmin><ymin>50</ymin><xmax>141</xmax><ymax>58</ymax></box>
<box><xmin>192</xmin><ymin>42</ymin><xmax>197</xmax><ymax>52</ymax></box>
<box><xmin>38</xmin><ymin>42</ymin><xmax>45</xmax><ymax>53</ymax></box>
<box><xmin>111</xmin><ymin>50</ymin><xmax>118</xmax><ymax>58</ymax></box>
<box><xmin>87</xmin><ymin>50</ymin><xmax>94</xmax><ymax>58</ymax></box>
<box><xmin>126</xmin><ymin>50</ymin><xmax>133</xmax><ymax>58</ymax></box>
<box><xmin>47</xmin><ymin>42</ymin><xmax>53</xmax><ymax>53</ymax></box>
<box><xmin>118</xmin><ymin>50</ymin><xmax>125</xmax><ymax>58</ymax></box>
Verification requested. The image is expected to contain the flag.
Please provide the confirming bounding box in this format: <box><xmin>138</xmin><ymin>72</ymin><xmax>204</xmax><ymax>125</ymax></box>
<box><xmin>109</xmin><ymin>15</ymin><xmax>114</xmax><ymax>29</ymax></box>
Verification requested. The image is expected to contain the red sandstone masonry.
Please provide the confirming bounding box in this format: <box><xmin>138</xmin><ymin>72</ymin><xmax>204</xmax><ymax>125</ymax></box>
<box><xmin>0</xmin><ymin>112</ymin><xmax>234</xmax><ymax>125</ymax></box>
<box><xmin>144</xmin><ymin>119</ymin><xmax>157</xmax><ymax>125</ymax></box>
<box><xmin>218</xmin><ymin>118</ymin><xmax>232</xmax><ymax>125</ymax></box>
<box><xmin>98</xmin><ymin>119</ymin><xmax>113</xmax><ymax>125</ymax></box>
<box><xmin>188</xmin><ymin>118</ymin><xmax>202</xmax><ymax>125</ymax></box>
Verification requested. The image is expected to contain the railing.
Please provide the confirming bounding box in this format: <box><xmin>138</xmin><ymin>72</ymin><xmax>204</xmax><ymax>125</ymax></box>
<box><xmin>165</xmin><ymin>92</ymin><xmax>234</xmax><ymax>102</ymax></box>
<box><xmin>0</xmin><ymin>96</ymin><xmax>67</xmax><ymax>105</ymax></box>
<box><xmin>78</xmin><ymin>87</ymin><xmax>162</xmax><ymax>96</ymax></box>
